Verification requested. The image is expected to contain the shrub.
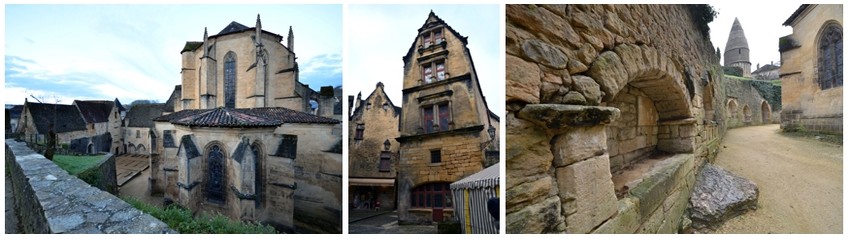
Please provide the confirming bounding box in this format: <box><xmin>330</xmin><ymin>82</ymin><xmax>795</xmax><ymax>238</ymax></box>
<box><xmin>123</xmin><ymin>197</ymin><xmax>278</xmax><ymax>234</ymax></box>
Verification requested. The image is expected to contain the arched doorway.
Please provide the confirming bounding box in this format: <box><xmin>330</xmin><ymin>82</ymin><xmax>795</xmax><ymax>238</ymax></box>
<box><xmin>761</xmin><ymin>101</ymin><xmax>771</xmax><ymax>123</ymax></box>
<box><xmin>87</xmin><ymin>143</ymin><xmax>94</xmax><ymax>154</ymax></box>
<box><xmin>743</xmin><ymin>105</ymin><xmax>752</xmax><ymax>124</ymax></box>
<box><xmin>727</xmin><ymin>99</ymin><xmax>739</xmax><ymax>119</ymax></box>
<box><xmin>138</xmin><ymin>144</ymin><xmax>147</xmax><ymax>154</ymax></box>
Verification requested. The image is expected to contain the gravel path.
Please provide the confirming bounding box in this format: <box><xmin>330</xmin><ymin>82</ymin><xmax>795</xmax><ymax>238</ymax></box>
<box><xmin>711</xmin><ymin>124</ymin><xmax>842</xmax><ymax>233</ymax></box>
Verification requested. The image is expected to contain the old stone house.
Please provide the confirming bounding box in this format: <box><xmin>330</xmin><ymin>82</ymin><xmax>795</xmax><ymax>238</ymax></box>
<box><xmin>751</xmin><ymin>63</ymin><xmax>780</xmax><ymax>81</ymax></box>
<box><xmin>148</xmin><ymin>15</ymin><xmax>342</xmax><ymax>233</ymax></box>
<box><xmin>6</xmin><ymin>105</ymin><xmax>23</xmax><ymax>134</ymax></box>
<box><xmin>15</xmin><ymin>99</ymin><xmax>126</xmax><ymax>155</ymax></box>
<box><xmin>504</xmin><ymin>4</ymin><xmax>761</xmax><ymax>233</ymax></box>
<box><xmin>779</xmin><ymin>4</ymin><xmax>843</xmax><ymax>134</ymax></box>
<box><xmin>124</xmin><ymin>103</ymin><xmax>165</xmax><ymax>155</ymax></box>
<box><xmin>396</xmin><ymin>11</ymin><xmax>500</xmax><ymax>224</ymax></box>
<box><xmin>348</xmin><ymin>82</ymin><xmax>401</xmax><ymax>211</ymax></box>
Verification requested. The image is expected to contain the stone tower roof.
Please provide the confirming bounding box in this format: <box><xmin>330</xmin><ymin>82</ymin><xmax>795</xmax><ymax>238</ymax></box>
<box><xmin>723</xmin><ymin>18</ymin><xmax>750</xmax><ymax>66</ymax></box>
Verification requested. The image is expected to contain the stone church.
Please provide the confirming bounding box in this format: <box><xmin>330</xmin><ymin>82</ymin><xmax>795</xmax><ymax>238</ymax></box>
<box><xmin>148</xmin><ymin>15</ymin><xmax>342</xmax><ymax>233</ymax></box>
<box><xmin>779</xmin><ymin>4</ymin><xmax>843</xmax><ymax>135</ymax></box>
<box><xmin>396</xmin><ymin>11</ymin><xmax>500</xmax><ymax>224</ymax></box>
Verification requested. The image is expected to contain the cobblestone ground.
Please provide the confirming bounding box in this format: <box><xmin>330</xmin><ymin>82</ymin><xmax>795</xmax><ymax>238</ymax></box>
<box><xmin>711</xmin><ymin>124</ymin><xmax>842</xmax><ymax>233</ymax></box>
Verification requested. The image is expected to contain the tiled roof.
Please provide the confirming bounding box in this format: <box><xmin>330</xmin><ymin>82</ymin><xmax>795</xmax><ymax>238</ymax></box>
<box><xmin>126</xmin><ymin>103</ymin><xmax>165</xmax><ymax>128</ymax></box>
<box><xmin>181</xmin><ymin>41</ymin><xmax>203</xmax><ymax>53</ymax></box>
<box><xmin>783</xmin><ymin>4</ymin><xmax>811</xmax><ymax>26</ymax></box>
<box><xmin>25</xmin><ymin>102</ymin><xmax>87</xmax><ymax>134</ymax></box>
<box><xmin>154</xmin><ymin>107</ymin><xmax>340</xmax><ymax>128</ymax></box>
<box><xmin>8</xmin><ymin>105</ymin><xmax>23</xmax><ymax>119</ymax></box>
<box><xmin>752</xmin><ymin>64</ymin><xmax>780</xmax><ymax>74</ymax></box>
<box><xmin>74</xmin><ymin>100</ymin><xmax>114</xmax><ymax>124</ymax></box>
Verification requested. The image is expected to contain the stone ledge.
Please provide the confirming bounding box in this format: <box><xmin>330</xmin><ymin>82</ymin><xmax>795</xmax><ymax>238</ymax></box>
<box><xmin>6</xmin><ymin>140</ymin><xmax>175</xmax><ymax>234</ymax></box>
<box><xmin>517</xmin><ymin>104</ymin><xmax>621</xmax><ymax>129</ymax></box>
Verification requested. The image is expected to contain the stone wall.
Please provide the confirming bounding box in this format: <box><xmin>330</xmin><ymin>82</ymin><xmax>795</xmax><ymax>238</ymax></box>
<box><xmin>721</xmin><ymin>77</ymin><xmax>780</xmax><ymax>128</ymax></box>
<box><xmin>506</xmin><ymin>4</ymin><xmax>726</xmax><ymax>233</ymax></box>
<box><xmin>5</xmin><ymin>140</ymin><xmax>173</xmax><ymax>234</ymax></box>
<box><xmin>779</xmin><ymin>5</ymin><xmax>843</xmax><ymax>135</ymax></box>
<box><xmin>77</xmin><ymin>153</ymin><xmax>119</xmax><ymax>195</ymax></box>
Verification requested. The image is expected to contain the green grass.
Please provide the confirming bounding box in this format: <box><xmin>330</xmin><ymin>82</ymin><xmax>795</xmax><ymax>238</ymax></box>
<box><xmin>770</xmin><ymin>79</ymin><xmax>782</xmax><ymax>86</ymax></box>
<box><xmin>724</xmin><ymin>74</ymin><xmax>752</xmax><ymax>81</ymax></box>
<box><xmin>52</xmin><ymin>154</ymin><xmax>104</xmax><ymax>175</ymax></box>
<box><xmin>123</xmin><ymin>197</ymin><xmax>278</xmax><ymax>234</ymax></box>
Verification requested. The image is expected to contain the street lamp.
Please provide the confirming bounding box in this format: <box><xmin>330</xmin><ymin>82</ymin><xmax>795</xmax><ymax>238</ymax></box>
<box><xmin>383</xmin><ymin>139</ymin><xmax>391</xmax><ymax>151</ymax></box>
<box><xmin>487</xmin><ymin>126</ymin><xmax>496</xmax><ymax>140</ymax></box>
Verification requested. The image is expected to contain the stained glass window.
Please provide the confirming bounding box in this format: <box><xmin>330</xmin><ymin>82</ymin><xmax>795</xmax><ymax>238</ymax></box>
<box><xmin>206</xmin><ymin>145</ymin><xmax>225</xmax><ymax>203</ymax></box>
<box><xmin>819</xmin><ymin>24</ymin><xmax>843</xmax><ymax>90</ymax></box>
<box><xmin>224</xmin><ymin>52</ymin><xmax>237</xmax><ymax>108</ymax></box>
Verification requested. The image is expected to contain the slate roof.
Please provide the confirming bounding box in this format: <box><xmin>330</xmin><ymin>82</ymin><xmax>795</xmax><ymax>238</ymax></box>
<box><xmin>114</xmin><ymin>98</ymin><xmax>126</xmax><ymax>112</ymax></box>
<box><xmin>783</xmin><ymin>4</ymin><xmax>811</xmax><ymax>26</ymax></box>
<box><xmin>154</xmin><ymin>107</ymin><xmax>340</xmax><ymax>128</ymax></box>
<box><xmin>217</xmin><ymin>21</ymin><xmax>250</xmax><ymax>35</ymax></box>
<box><xmin>752</xmin><ymin>64</ymin><xmax>780</xmax><ymax>74</ymax></box>
<box><xmin>181</xmin><ymin>41</ymin><xmax>203</xmax><ymax>53</ymax></box>
<box><xmin>126</xmin><ymin>103</ymin><xmax>165</xmax><ymax>128</ymax></box>
<box><xmin>8</xmin><ymin>105</ymin><xmax>23</xmax><ymax>119</ymax></box>
<box><xmin>24</xmin><ymin>102</ymin><xmax>87</xmax><ymax>134</ymax></box>
<box><xmin>74</xmin><ymin>100</ymin><xmax>115</xmax><ymax>124</ymax></box>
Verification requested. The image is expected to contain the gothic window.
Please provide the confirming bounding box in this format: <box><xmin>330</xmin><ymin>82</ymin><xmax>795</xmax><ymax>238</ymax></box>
<box><xmin>252</xmin><ymin>143</ymin><xmax>263</xmax><ymax>208</ymax></box>
<box><xmin>430</xmin><ymin>149</ymin><xmax>441</xmax><ymax>163</ymax></box>
<box><xmin>818</xmin><ymin>23</ymin><xmax>843</xmax><ymax>90</ymax></box>
<box><xmin>411</xmin><ymin>183</ymin><xmax>451</xmax><ymax>209</ymax></box>
<box><xmin>224</xmin><ymin>52</ymin><xmax>237</xmax><ymax>108</ymax></box>
<box><xmin>206</xmin><ymin>144</ymin><xmax>226</xmax><ymax>204</ymax></box>
<box><xmin>379</xmin><ymin>155</ymin><xmax>391</xmax><ymax>172</ymax></box>
<box><xmin>136</xmin><ymin>130</ymin><xmax>140</xmax><ymax>138</ymax></box>
<box><xmin>354</xmin><ymin>124</ymin><xmax>365</xmax><ymax>140</ymax></box>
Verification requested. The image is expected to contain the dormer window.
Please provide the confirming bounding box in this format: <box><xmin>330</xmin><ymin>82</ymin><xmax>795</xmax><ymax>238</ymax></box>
<box><xmin>421</xmin><ymin>28</ymin><xmax>444</xmax><ymax>48</ymax></box>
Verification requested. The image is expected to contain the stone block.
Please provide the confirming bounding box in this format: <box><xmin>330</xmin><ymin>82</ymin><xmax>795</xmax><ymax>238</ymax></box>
<box><xmin>522</xmin><ymin>39</ymin><xmax>568</xmax><ymax>69</ymax></box>
<box><xmin>506</xmin><ymin>114</ymin><xmax>554</xmax><ymax>187</ymax></box>
<box><xmin>571</xmin><ymin>75</ymin><xmax>603</xmax><ymax>105</ymax></box>
<box><xmin>517</xmin><ymin>104</ymin><xmax>620</xmax><ymax>130</ymax></box>
<box><xmin>556</xmin><ymin>155</ymin><xmax>618</xmax><ymax>234</ymax></box>
<box><xmin>592</xmin><ymin>197</ymin><xmax>641</xmax><ymax>234</ymax></box>
<box><xmin>613</xmin><ymin>44</ymin><xmax>644</xmax><ymax>79</ymax></box>
<box><xmin>588</xmin><ymin>51</ymin><xmax>629</xmax><ymax>102</ymax></box>
<box><xmin>688</xmin><ymin>164</ymin><xmax>759</xmax><ymax>230</ymax></box>
<box><xmin>506</xmin><ymin>54</ymin><xmax>541</xmax><ymax>104</ymax></box>
<box><xmin>507</xmin><ymin>176</ymin><xmax>555</xmax><ymax>213</ymax></box>
<box><xmin>507</xmin><ymin>196</ymin><xmax>566</xmax><ymax>233</ymax></box>
<box><xmin>552</xmin><ymin>125</ymin><xmax>607</xmax><ymax>167</ymax></box>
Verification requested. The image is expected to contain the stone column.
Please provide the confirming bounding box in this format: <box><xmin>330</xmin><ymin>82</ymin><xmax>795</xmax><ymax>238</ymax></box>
<box><xmin>512</xmin><ymin>104</ymin><xmax>620</xmax><ymax>233</ymax></box>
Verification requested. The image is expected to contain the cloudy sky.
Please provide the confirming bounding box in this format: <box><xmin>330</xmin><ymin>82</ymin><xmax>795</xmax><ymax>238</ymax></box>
<box><xmin>346</xmin><ymin>4</ymin><xmax>503</xmax><ymax>114</ymax></box>
<box><xmin>4</xmin><ymin>4</ymin><xmax>341</xmax><ymax>105</ymax></box>
<box><xmin>707</xmin><ymin>2</ymin><xmax>801</xmax><ymax>70</ymax></box>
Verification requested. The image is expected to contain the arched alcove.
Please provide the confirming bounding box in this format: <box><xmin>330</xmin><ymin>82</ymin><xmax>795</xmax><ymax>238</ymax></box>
<box><xmin>761</xmin><ymin>101</ymin><xmax>771</xmax><ymax>123</ymax></box>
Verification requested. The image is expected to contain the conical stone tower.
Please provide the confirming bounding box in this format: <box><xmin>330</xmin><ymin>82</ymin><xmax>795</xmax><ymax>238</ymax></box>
<box><xmin>724</xmin><ymin>18</ymin><xmax>752</xmax><ymax>77</ymax></box>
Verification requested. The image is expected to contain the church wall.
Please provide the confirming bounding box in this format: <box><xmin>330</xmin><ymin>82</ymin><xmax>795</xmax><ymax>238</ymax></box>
<box><xmin>181</xmin><ymin>50</ymin><xmax>198</xmax><ymax>109</ymax></box>
<box><xmin>780</xmin><ymin>5</ymin><xmax>843</xmax><ymax>134</ymax></box>
<box><xmin>349</xmin><ymin>86</ymin><xmax>400</xmax><ymax>179</ymax></box>
<box><xmin>275</xmin><ymin>123</ymin><xmax>341</xmax><ymax>233</ymax></box>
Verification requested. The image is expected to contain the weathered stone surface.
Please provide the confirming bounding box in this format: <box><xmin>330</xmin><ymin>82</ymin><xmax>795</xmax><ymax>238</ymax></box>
<box><xmin>517</xmin><ymin>104</ymin><xmax>620</xmax><ymax>130</ymax></box>
<box><xmin>552</xmin><ymin>125</ymin><xmax>606</xmax><ymax>167</ymax></box>
<box><xmin>568</xmin><ymin>59</ymin><xmax>588</xmax><ymax>74</ymax></box>
<box><xmin>688</xmin><ymin>163</ymin><xmax>759</xmax><ymax>230</ymax></box>
<box><xmin>506</xmin><ymin>113</ymin><xmax>554</xmax><ymax>188</ymax></box>
<box><xmin>556</xmin><ymin>155</ymin><xmax>618</xmax><ymax>234</ymax></box>
<box><xmin>506</xmin><ymin>54</ymin><xmax>541</xmax><ymax>104</ymax></box>
<box><xmin>522</xmin><ymin>39</ymin><xmax>568</xmax><ymax>69</ymax></box>
<box><xmin>507</xmin><ymin>196</ymin><xmax>566</xmax><ymax>233</ymax></box>
<box><xmin>588</xmin><ymin>51</ymin><xmax>629</xmax><ymax>102</ymax></box>
<box><xmin>540</xmin><ymin>81</ymin><xmax>563</xmax><ymax>104</ymax></box>
<box><xmin>562</xmin><ymin>91</ymin><xmax>586</xmax><ymax>105</ymax></box>
<box><xmin>507</xmin><ymin>176</ymin><xmax>554</xmax><ymax>213</ymax></box>
<box><xmin>592</xmin><ymin>197</ymin><xmax>641</xmax><ymax>234</ymax></box>
<box><xmin>577</xmin><ymin>43</ymin><xmax>597</xmax><ymax>66</ymax></box>
<box><xmin>571</xmin><ymin>75</ymin><xmax>603</xmax><ymax>105</ymax></box>
<box><xmin>613</xmin><ymin>44</ymin><xmax>644</xmax><ymax>79</ymax></box>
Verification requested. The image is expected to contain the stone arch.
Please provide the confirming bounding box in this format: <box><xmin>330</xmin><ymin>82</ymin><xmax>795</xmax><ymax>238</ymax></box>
<box><xmin>251</xmin><ymin>141</ymin><xmax>265</xmax><ymax>209</ymax></box>
<box><xmin>816</xmin><ymin>21</ymin><xmax>842</xmax><ymax>90</ymax></box>
<box><xmin>591</xmin><ymin>44</ymin><xmax>695</xmax><ymax>172</ymax></box>
<box><xmin>128</xmin><ymin>143</ymin><xmax>136</xmax><ymax>154</ymax></box>
<box><xmin>726</xmin><ymin>99</ymin><xmax>739</xmax><ymax>119</ymax></box>
<box><xmin>138</xmin><ymin>144</ymin><xmax>147</xmax><ymax>154</ymax></box>
<box><xmin>87</xmin><ymin>143</ymin><xmax>94</xmax><ymax>154</ymax></box>
<box><xmin>742</xmin><ymin>104</ymin><xmax>752</xmax><ymax>123</ymax></box>
<box><xmin>761</xmin><ymin>101</ymin><xmax>771</xmax><ymax>123</ymax></box>
<box><xmin>204</xmin><ymin>141</ymin><xmax>228</xmax><ymax>204</ymax></box>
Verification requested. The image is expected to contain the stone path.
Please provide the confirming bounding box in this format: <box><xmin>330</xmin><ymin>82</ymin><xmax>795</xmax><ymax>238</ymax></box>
<box><xmin>118</xmin><ymin>166</ymin><xmax>163</xmax><ymax>207</ymax></box>
<box><xmin>349</xmin><ymin>210</ymin><xmax>437</xmax><ymax>234</ymax></box>
<box><xmin>115</xmin><ymin>154</ymin><xmax>149</xmax><ymax>186</ymax></box>
<box><xmin>711</xmin><ymin>124</ymin><xmax>842</xmax><ymax>233</ymax></box>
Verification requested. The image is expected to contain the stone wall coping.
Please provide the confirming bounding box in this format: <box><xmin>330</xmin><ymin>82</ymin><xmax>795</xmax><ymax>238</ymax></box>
<box><xmin>517</xmin><ymin>104</ymin><xmax>621</xmax><ymax>129</ymax></box>
<box><xmin>6</xmin><ymin>139</ymin><xmax>175</xmax><ymax>234</ymax></box>
<box><xmin>658</xmin><ymin>118</ymin><xmax>697</xmax><ymax>126</ymax></box>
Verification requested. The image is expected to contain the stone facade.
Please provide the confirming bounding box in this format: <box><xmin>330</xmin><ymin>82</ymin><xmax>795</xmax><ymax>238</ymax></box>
<box><xmin>396</xmin><ymin>11</ymin><xmax>499</xmax><ymax>224</ymax></box>
<box><xmin>506</xmin><ymin>4</ymin><xmax>732</xmax><ymax>233</ymax></box>
<box><xmin>349</xmin><ymin>82</ymin><xmax>401</xmax><ymax>210</ymax></box>
<box><xmin>148</xmin><ymin>15</ymin><xmax>342</xmax><ymax>234</ymax></box>
<box><xmin>779</xmin><ymin>4</ymin><xmax>843</xmax><ymax>134</ymax></box>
